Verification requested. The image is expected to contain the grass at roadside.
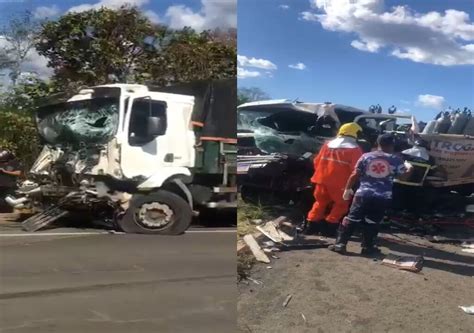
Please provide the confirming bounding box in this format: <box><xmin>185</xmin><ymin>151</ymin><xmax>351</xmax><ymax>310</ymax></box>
<box><xmin>237</xmin><ymin>198</ymin><xmax>269</xmax><ymax>239</ymax></box>
<box><xmin>237</xmin><ymin>197</ymin><xmax>270</xmax><ymax>280</ymax></box>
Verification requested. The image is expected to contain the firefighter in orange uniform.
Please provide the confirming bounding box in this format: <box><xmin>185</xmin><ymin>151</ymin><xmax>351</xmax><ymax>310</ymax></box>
<box><xmin>304</xmin><ymin>122</ymin><xmax>363</xmax><ymax>236</ymax></box>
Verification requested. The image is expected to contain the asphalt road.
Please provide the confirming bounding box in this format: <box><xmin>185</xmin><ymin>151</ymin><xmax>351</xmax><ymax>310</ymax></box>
<box><xmin>0</xmin><ymin>221</ymin><xmax>237</xmax><ymax>333</ymax></box>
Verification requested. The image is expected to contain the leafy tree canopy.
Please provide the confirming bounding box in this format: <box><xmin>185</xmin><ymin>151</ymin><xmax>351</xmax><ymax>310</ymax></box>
<box><xmin>35</xmin><ymin>5</ymin><xmax>236</xmax><ymax>88</ymax></box>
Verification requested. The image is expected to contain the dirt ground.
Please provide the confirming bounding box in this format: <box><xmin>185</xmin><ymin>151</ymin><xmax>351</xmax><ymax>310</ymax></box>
<box><xmin>238</xmin><ymin>230</ymin><xmax>474</xmax><ymax>333</ymax></box>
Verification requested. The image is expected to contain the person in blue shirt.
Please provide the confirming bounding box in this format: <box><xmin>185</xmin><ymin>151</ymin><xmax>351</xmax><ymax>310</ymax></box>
<box><xmin>329</xmin><ymin>133</ymin><xmax>414</xmax><ymax>255</ymax></box>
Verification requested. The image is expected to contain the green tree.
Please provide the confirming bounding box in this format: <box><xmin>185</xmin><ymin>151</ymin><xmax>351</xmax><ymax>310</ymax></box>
<box><xmin>0</xmin><ymin>109</ymin><xmax>40</xmax><ymax>171</ymax></box>
<box><xmin>0</xmin><ymin>11</ymin><xmax>40</xmax><ymax>86</ymax></box>
<box><xmin>35</xmin><ymin>5</ymin><xmax>236</xmax><ymax>88</ymax></box>
<box><xmin>138</xmin><ymin>27</ymin><xmax>236</xmax><ymax>86</ymax></box>
<box><xmin>36</xmin><ymin>5</ymin><xmax>155</xmax><ymax>87</ymax></box>
<box><xmin>1</xmin><ymin>75</ymin><xmax>60</xmax><ymax>111</ymax></box>
<box><xmin>238</xmin><ymin>87</ymin><xmax>270</xmax><ymax>105</ymax></box>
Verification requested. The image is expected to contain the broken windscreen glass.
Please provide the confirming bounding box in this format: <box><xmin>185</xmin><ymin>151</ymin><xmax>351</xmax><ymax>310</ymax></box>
<box><xmin>36</xmin><ymin>97</ymin><xmax>120</xmax><ymax>145</ymax></box>
<box><xmin>238</xmin><ymin>108</ymin><xmax>330</xmax><ymax>156</ymax></box>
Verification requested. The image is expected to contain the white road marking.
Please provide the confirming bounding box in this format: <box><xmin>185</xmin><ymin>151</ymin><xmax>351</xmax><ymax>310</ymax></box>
<box><xmin>0</xmin><ymin>229</ymin><xmax>236</xmax><ymax>237</ymax></box>
<box><xmin>0</xmin><ymin>232</ymin><xmax>121</xmax><ymax>237</ymax></box>
<box><xmin>187</xmin><ymin>229</ymin><xmax>236</xmax><ymax>233</ymax></box>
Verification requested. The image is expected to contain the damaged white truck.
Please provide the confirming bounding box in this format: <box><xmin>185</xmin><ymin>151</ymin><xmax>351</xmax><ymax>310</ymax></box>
<box><xmin>7</xmin><ymin>79</ymin><xmax>237</xmax><ymax>234</ymax></box>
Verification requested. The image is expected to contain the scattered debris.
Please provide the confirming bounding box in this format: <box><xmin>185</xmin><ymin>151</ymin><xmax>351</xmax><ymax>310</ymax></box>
<box><xmin>429</xmin><ymin>235</ymin><xmax>474</xmax><ymax>244</ymax></box>
<box><xmin>237</xmin><ymin>239</ymin><xmax>248</xmax><ymax>254</ymax></box>
<box><xmin>251</xmin><ymin>219</ymin><xmax>263</xmax><ymax>225</ymax></box>
<box><xmin>243</xmin><ymin>234</ymin><xmax>271</xmax><ymax>263</ymax></box>
<box><xmin>271</xmin><ymin>254</ymin><xmax>280</xmax><ymax>259</ymax></box>
<box><xmin>282</xmin><ymin>294</ymin><xmax>293</xmax><ymax>307</ymax></box>
<box><xmin>301</xmin><ymin>313</ymin><xmax>307</xmax><ymax>323</ymax></box>
<box><xmin>263</xmin><ymin>241</ymin><xmax>276</xmax><ymax>247</ymax></box>
<box><xmin>247</xmin><ymin>277</ymin><xmax>263</xmax><ymax>285</ymax></box>
<box><xmin>459</xmin><ymin>305</ymin><xmax>474</xmax><ymax>314</ymax></box>
<box><xmin>382</xmin><ymin>254</ymin><xmax>424</xmax><ymax>273</ymax></box>
<box><xmin>266</xmin><ymin>266</ymin><xmax>272</xmax><ymax>269</ymax></box>
<box><xmin>22</xmin><ymin>206</ymin><xmax>69</xmax><ymax>232</ymax></box>
<box><xmin>256</xmin><ymin>218</ymin><xmax>293</xmax><ymax>244</ymax></box>
<box><xmin>281</xmin><ymin>241</ymin><xmax>330</xmax><ymax>251</ymax></box>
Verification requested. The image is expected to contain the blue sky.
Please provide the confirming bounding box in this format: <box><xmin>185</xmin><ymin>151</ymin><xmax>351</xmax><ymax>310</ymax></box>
<box><xmin>238</xmin><ymin>0</ymin><xmax>474</xmax><ymax>121</ymax></box>
<box><xmin>0</xmin><ymin>0</ymin><xmax>229</xmax><ymax>27</ymax></box>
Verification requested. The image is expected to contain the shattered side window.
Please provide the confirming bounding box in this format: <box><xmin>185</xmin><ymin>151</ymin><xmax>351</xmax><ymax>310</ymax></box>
<box><xmin>37</xmin><ymin>98</ymin><xmax>120</xmax><ymax>145</ymax></box>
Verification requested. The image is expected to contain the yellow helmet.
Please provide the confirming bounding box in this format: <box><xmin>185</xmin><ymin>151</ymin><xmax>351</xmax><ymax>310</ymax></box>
<box><xmin>338</xmin><ymin>122</ymin><xmax>362</xmax><ymax>138</ymax></box>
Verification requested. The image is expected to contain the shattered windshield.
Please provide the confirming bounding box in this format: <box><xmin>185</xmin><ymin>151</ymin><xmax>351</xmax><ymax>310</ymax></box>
<box><xmin>36</xmin><ymin>97</ymin><xmax>120</xmax><ymax>145</ymax></box>
<box><xmin>238</xmin><ymin>109</ymin><xmax>274</xmax><ymax>131</ymax></box>
<box><xmin>238</xmin><ymin>108</ymin><xmax>328</xmax><ymax>156</ymax></box>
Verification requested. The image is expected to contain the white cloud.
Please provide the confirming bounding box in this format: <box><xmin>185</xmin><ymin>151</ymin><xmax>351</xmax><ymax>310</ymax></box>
<box><xmin>238</xmin><ymin>67</ymin><xmax>261</xmax><ymax>79</ymax></box>
<box><xmin>299</xmin><ymin>11</ymin><xmax>318</xmax><ymax>21</ymax></box>
<box><xmin>350</xmin><ymin>39</ymin><xmax>380</xmax><ymax>53</ymax></box>
<box><xmin>289</xmin><ymin>62</ymin><xmax>307</xmax><ymax>70</ymax></box>
<box><xmin>144</xmin><ymin>9</ymin><xmax>160</xmax><ymax>24</ymax></box>
<box><xmin>417</xmin><ymin>94</ymin><xmax>445</xmax><ymax>109</ymax></box>
<box><xmin>301</xmin><ymin>0</ymin><xmax>474</xmax><ymax>65</ymax></box>
<box><xmin>166</xmin><ymin>0</ymin><xmax>236</xmax><ymax>31</ymax></box>
<box><xmin>20</xmin><ymin>49</ymin><xmax>54</xmax><ymax>80</ymax></box>
<box><xmin>0</xmin><ymin>36</ymin><xmax>53</xmax><ymax>84</ymax></box>
<box><xmin>68</xmin><ymin>0</ymin><xmax>150</xmax><ymax>13</ymax></box>
<box><xmin>67</xmin><ymin>0</ymin><xmax>235</xmax><ymax>31</ymax></box>
<box><xmin>279</xmin><ymin>5</ymin><xmax>290</xmax><ymax>10</ymax></box>
<box><xmin>238</xmin><ymin>55</ymin><xmax>277</xmax><ymax>70</ymax></box>
<box><xmin>34</xmin><ymin>5</ymin><xmax>60</xmax><ymax>19</ymax></box>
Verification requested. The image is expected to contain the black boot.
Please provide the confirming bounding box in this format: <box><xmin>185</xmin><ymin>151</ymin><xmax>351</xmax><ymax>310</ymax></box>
<box><xmin>360</xmin><ymin>223</ymin><xmax>381</xmax><ymax>256</ymax></box>
<box><xmin>328</xmin><ymin>219</ymin><xmax>355</xmax><ymax>254</ymax></box>
<box><xmin>322</xmin><ymin>222</ymin><xmax>338</xmax><ymax>237</ymax></box>
<box><xmin>303</xmin><ymin>221</ymin><xmax>321</xmax><ymax>235</ymax></box>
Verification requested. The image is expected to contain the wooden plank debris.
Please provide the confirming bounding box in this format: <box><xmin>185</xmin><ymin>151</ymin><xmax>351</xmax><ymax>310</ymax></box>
<box><xmin>381</xmin><ymin>254</ymin><xmax>424</xmax><ymax>272</ymax></box>
<box><xmin>243</xmin><ymin>234</ymin><xmax>270</xmax><ymax>263</ymax></box>
<box><xmin>282</xmin><ymin>294</ymin><xmax>293</xmax><ymax>307</ymax></box>
<box><xmin>237</xmin><ymin>239</ymin><xmax>247</xmax><ymax>254</ymax></box>
<box><xmin>271</xmin><ymin>216</ymin><xmax>288</xmax><ymax>228</ymax></box>
<box><xmin>257</xmin><ymin>219</ymin><xmax>294</xmax><ymax>243</ymax></box>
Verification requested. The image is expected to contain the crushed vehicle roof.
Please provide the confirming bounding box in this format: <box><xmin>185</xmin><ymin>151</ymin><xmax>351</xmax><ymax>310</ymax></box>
<box><xmin>238</xmin><ymin>100</ymin><xmax>368</xmax><ymax>115</ymax></box>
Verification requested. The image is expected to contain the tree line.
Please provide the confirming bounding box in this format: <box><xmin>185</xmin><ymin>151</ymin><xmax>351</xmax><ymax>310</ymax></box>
<box><xmin>0</xmin><ymin>5</ymin><xmax>236</xmax><ymax>169</ymax></box>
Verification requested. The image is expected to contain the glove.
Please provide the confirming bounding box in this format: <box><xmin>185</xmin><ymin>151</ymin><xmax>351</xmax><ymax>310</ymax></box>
<box><xmin>343</xmin><ymin>189</ymin><xmax>354</xmax><ymax>201</ymax></box>
<box><xmin>404</xmin><ymin>161</ymin><xmax>414</xmax><ymax>171</ymax></box>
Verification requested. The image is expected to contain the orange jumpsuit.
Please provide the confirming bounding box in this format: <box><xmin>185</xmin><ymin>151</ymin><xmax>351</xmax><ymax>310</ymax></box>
<box><xmin>307</xmin><ymin>137</ymin><xmax>363</xmax><ymax>224</ymax></box>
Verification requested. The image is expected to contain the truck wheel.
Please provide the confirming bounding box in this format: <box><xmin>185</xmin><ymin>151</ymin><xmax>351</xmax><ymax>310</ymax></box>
<box><xmin>117</xmin><ymin>190</ymin><xmax>192</xmax><ymax>235</ymax></box>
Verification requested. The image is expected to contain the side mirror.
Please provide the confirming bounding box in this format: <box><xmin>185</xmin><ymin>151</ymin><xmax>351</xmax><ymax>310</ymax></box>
<box><xmin>147</xmin><ymin>116</ymin><xmax>166</xmax><ymax>136</ymax></box>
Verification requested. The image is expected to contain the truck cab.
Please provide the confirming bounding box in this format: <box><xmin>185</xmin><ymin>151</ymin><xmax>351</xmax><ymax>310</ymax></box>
<box><xmin>8</xmin><ymin>81</ymin><xmax>237</xmax><ymax>234</ymax></box>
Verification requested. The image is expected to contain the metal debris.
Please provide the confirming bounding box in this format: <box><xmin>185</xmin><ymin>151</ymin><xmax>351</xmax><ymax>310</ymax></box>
<box><xmin>282</xmin><ymin>294</ymin><xmax>293</xmax><ymax>307</ymax></box>
<box><xmin>247</xmin><ymin>277</ymin><xmax>263</xmax><ymax>285</ymax></box>
<box><xmin>301</xmin><ymin>313</ymin><xmax>307</xmax><ymax>323</ymax></box>
<box><xmin>459</xmin><ymin>305</ymin><xmax>474</xmax><ymax>314</ymax></box>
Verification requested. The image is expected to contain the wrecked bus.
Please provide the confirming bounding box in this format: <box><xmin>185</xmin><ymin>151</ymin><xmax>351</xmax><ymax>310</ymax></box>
<box><xmin>7</xmin><ymin>79</ymin><xmax>237</xmax><ymax>234</ymax></box>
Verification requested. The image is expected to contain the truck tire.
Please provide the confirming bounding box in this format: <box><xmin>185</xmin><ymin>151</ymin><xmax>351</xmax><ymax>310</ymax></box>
<box><xmin>117</xmin><ymin>190</ymin><xmax>192</xmax><ymax>235</ymax></box>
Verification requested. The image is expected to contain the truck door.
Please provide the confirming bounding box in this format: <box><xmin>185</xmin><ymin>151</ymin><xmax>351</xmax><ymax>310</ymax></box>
<box><xmin>120</xmin><ymin>96</ymin><xmax>170</xmax><ymax>178</ymax></box>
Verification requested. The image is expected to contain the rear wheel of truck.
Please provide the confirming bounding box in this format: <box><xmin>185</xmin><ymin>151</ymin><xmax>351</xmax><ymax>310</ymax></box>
<box><xmin>117</xmin><ymin>190</ymin><xmax>192</xmax><ymax>235</ymax></box>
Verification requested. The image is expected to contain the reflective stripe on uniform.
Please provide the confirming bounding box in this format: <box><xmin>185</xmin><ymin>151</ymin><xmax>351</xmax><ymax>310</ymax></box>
<box><xmin>321</xmin><ymin>157</ymin><xmax>351</xmax><ymax>165</ymax></box>
<box><xmin>365</xmin><ymin>217</ymin><xmax>378</xmax><ymax>224</ymax></box>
